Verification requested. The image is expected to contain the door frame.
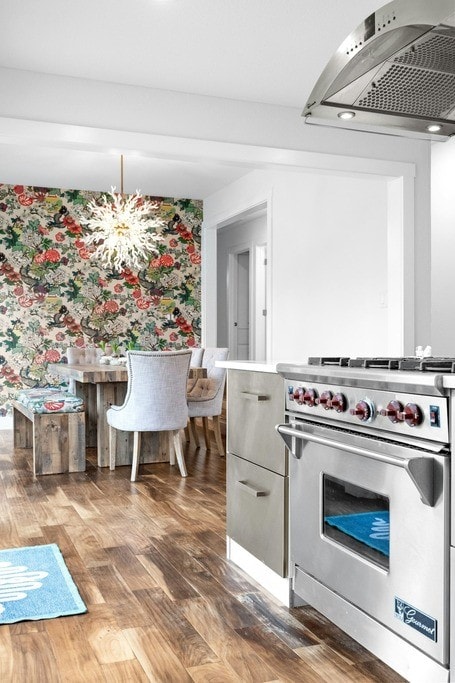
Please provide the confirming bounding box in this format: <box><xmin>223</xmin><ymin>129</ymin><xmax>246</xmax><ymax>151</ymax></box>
<box><xmin>253</xmin><ymin>242</ymin><xmax>267</xmax><ymax>361</ymax></box>
<box><xmin>203</xmin><ymin>197</ymin><xmax>272</xmax><ymax>358</ymax></box>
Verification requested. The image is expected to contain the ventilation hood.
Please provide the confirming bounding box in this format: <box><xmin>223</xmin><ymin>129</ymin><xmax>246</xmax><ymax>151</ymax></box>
<box><xmin>303</xmin><ymin>0</ymin><xmax>455</xmax><ymax>139</ymax></box>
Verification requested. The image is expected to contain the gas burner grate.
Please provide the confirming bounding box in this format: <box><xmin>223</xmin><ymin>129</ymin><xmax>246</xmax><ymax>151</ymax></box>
<box><xmin>399</xmin><ymin>358</ymin><xmax>455</xmax><ymax>373</ymax></box>
<box><xmin>348</xmin><ymin>357</ymin><xmax>405</xmax><ymax>369</ymax></box>
<box><xmin>308</xmin><ymin>357</ymin><xmax>350</xmax><ymax>367</ymax></box>
<box><xmin>307</xmin><ymin>356</ymin><xmax>455</xmax><ymax>372</ymax></box>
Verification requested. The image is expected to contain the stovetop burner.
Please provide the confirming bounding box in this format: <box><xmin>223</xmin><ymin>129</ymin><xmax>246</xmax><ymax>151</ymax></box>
<box><xmin>308</xmin><ymin>357</ymin><xmax>350</xmax><ymax>367</ymax></box>
<box><xmin>308</xmin><ymin>356</ymin><xmax>455</xmax><ymax>373</ymax></box>
<box><xmin>399</xmin><ymin>358</ymin><xmax>455</xmax><ymax>373</ymax></box>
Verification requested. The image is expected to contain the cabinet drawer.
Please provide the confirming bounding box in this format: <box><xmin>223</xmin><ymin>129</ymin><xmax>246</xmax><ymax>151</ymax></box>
<box><xmin>227</xmin><ymin>453</ymin><xmax>288</xmax><ymax>577</ymax></box>
<box><xmin>228</xmin><ymin>370</ymin><xmax>285</xmax><ymax>474</ymax></box>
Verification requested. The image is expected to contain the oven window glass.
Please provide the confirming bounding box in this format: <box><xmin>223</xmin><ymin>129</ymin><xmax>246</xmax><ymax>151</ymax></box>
<box><xmin>323</xmin><ymin>475</ymin><xmax>389</xmax><ymax>570</ymax></box>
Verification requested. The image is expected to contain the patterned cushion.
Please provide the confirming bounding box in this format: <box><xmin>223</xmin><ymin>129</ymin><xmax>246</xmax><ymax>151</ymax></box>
<box><xmin>16</xmin><ymin>388</ymin><xmax>85</xmax><ymax>414</ymax></box>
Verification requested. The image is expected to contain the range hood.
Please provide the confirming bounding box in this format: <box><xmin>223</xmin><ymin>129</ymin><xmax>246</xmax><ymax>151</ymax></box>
<box><xmin>304</xmin><ymin>0</ymin><xmax>455</xmax><ymax>139</ymax></box>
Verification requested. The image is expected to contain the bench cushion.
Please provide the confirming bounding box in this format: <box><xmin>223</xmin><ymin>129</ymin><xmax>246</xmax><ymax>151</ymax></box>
<box><xmin>16</xmin><ymin>388</ymin><xmax>85</xmax><ymax>414</ymax></box>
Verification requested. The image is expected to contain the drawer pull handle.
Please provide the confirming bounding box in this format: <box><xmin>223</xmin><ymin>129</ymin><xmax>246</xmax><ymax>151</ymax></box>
<box><xmin>237</xmin><ymin>480</ymin><xmax>268</xmax><ymax>497</ymax></box>
<box><xmin>240</xmin><ymin>392</ymin><xmax>269</xmax><ymax>402</ymax></box>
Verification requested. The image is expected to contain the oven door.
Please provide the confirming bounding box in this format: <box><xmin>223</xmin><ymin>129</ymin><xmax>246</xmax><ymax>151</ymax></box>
<box><xmin>277</xmin><ymin>421</ymin><xmax>450</xmax><ymax>664</ymax></box>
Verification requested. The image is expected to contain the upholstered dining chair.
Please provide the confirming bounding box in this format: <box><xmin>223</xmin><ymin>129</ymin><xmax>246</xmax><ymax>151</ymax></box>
<box><xmin>190</xmin><ymin>347</ymin><xmax>204</xmax><ymax>367</ymax></box>
<box><xmin>107</xmin><ymin>349</ymin><xmax>192</xmax><ymax>481</ymax></box>
<box><xmin>187</xmin><ymin>347</ymin><xmax>204</xmax><ymax>394</ymax></box>
<box><xmin>187</xmin><ymin>347</ymin><xmax>229</xmax><ymax>455</ymax></box>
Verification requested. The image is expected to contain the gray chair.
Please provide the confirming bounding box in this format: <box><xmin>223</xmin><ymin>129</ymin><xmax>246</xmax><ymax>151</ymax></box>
<box><xmin>190</xmin><ymin>347</ymin><xmax>204</xmax><ymax>367</ymax></box>
<box><xmin>107</xmin><ymin>349</ymin><xmax>192</xmax><ymax>481</ymax></box>
<box><xmin>187</xmin><ymin>347</ymin><xmax>228</xmax><ymax>455</ymax></box>
<box><xmin>187</xmin><ymin>347</ymin><xmax>204</xmax><ymax>393</ymax></box>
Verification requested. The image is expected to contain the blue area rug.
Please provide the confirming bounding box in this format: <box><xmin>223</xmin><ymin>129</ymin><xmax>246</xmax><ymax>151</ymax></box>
<box><xmin>325</xmin><ymin>510</ymin><xmax>390</xmax><ymax>556</ymax></box>
<box><xmin>0</xmin><ymin>543</ymin><xmax>87</xmax><ymax>623</ymax></box>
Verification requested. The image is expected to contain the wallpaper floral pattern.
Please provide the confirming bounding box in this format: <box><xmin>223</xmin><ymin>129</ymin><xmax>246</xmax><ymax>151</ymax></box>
<box><xmin>0</xmin><ymin>183</ymin><xmax>202</xmax><ymax>412</ymax></box>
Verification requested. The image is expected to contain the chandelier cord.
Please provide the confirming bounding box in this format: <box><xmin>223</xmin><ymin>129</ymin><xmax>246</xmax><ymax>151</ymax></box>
<box><xmin>120</xmin><ymin>154</ymin><xmax>124</xmax><ymax>196</ymax></box>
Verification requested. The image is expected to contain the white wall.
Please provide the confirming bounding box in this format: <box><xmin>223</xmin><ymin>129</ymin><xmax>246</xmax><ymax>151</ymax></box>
<box><xmin>271</xmin><ymin>171</ymin><xmax>388</xmax><ymax>360</ymax></box>
<box><xmin>431</xmin><ymin>138</ymin><xmax>455</xmax><ymax>355</ymax></box>
<box><xmin>204</xmin><ymin>166</ymin><xmax>409</xmax><ymax>361</ymax></box>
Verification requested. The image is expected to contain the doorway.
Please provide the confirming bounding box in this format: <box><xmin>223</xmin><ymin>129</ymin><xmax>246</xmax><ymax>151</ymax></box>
<box><xmin>216</xmin><ymin>204</ymin><xmax>268</xmax><ymax>361</ymax></box>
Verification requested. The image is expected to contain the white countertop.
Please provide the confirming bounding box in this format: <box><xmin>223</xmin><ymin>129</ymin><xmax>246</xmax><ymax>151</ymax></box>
<box><xmin>216</xmin><ymin>360</ymin><xmax>282</xmax><ymax>373</ymax></box>
<box><xmin>442</xmin><ymin>376</ymin><xmax>455</xmax><ymax>389</ymax></box>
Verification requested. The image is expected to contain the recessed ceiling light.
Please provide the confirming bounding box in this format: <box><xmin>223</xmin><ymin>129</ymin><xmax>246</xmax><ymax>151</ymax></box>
<box><xmin>338</xmin><ymin>111</ymin><xmax>355</xmax><ymax>120</ymax></box>
<box><xmin>427</xmin><ymin>124</ymin><xmax>442</xmax><ymax>133</ymax></box>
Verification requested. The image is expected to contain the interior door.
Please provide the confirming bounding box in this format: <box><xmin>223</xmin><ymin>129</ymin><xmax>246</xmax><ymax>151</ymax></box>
<box><xmin>233</xmin><ymin>249</ymin><xmax>250</xmax><ymax>360</ymax></box>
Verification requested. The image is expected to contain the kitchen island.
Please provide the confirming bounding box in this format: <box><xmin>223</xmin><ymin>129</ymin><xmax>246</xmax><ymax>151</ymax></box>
<box><xmin>217</xmin><ymin>360</ymin><xmax>292</xmax><ymax>605</ymax></box>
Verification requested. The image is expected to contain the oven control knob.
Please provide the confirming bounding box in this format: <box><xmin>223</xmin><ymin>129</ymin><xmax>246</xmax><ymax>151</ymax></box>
<box><xmin>380</xmin><ymin>400</ymin><xmax>403</xmax><ymax>423</ymax></box>
<box><xmin>350</xmin><ymin>399</ymin><xmax>374</xmax><ymax>422</ymax></box>
<box><xmin>331</xmin><ymin>393</ymin><xmax>347</xmax><ymax>413</ymax></box>
<box><xmin>316</xmin><ymin>390</ymin><xmax>333</xmax><ymax>409</ymax></box>
<box><xmin>294</xmin><ymin>387</ymin><xmax>305</xmax><ymax>404</ymax></box>
<box><xmin>303</xmin><ymin>388</ymin><xmax>318</xmax><ymax>407</ymax></box>
<box><xmin>398</xmin><ymin>403</ymin><xmax>423</xmax><ymax>427</ymax></box>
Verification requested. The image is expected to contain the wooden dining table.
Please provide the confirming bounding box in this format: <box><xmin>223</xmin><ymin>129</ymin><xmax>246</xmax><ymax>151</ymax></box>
<box><xmin>48</xmin><ymin>362</ymin><xmax>205</xmax><ymax>468</ymax></box>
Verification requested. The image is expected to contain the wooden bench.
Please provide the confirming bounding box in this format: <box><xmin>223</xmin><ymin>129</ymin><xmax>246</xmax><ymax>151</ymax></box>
<box><xmin>12</xmin><ymin>398</ymin><xmax>86</xmax><ymax>475</ymax></box>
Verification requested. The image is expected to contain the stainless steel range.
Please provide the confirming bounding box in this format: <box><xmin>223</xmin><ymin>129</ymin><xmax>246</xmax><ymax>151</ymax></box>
<box><xmin>276</xmin><ymin>357</ymin><xmax>455</xmax><ymax>683</ymax></box>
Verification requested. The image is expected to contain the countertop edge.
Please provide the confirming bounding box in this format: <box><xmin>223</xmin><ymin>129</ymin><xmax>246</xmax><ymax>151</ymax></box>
<box><xmin>215</xmin><ymin>360</ymin><xmax>282</xmax><ymax>373</ymax></box>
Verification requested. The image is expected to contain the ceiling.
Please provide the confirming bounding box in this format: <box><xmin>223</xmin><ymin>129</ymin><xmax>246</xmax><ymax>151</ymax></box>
<box><xmin>0</xmin><ymin>0</ymin><xmax>381</xmax><ymax>198</ymax></box>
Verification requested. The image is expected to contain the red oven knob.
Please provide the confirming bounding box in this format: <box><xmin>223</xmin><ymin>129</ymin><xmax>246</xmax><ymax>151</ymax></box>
<box><xmin>398</xmin><ymin>403</ymin><xmax>423</xmax><ymax>427</ymax></box>
<box><xmin>294</xmin><ymin>387</ymin><xmax>305</xmax><ymax>404</ymax></box>
<box><xmin>303</xmin><ymin>388</ymin><xmax>318</xmax><ymax>407</ymax></box>
<box><xmin>331</xmin><ymin>393</ymin><xmax>347</xmax><ymax>413</ymax></box>
<box><xmin>350</xmin><ymin>400</ymin><xmax>373</xmax><ymax>421</ymax></box>
<box><xmin>380</xmin><ymin>400</ymin><xmax>403</xmax><ymax>423</ymax></box>
<box><xmin>316</xmin><ymin>390</ymin><xmax>333</xmax><ymax>409</ymax></box>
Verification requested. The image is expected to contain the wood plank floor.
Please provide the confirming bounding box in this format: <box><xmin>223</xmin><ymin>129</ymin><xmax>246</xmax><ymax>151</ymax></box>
<box><xmin>0</xmin><ymin>428</ymin><xmax>405</xmax><ymax>682</ymax></box>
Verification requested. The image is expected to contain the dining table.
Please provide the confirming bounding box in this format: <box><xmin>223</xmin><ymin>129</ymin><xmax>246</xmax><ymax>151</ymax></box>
<box><xmin>48</xmin><ymin>361</ymin><xmax>205</xmax><ymax>468</ymax></box>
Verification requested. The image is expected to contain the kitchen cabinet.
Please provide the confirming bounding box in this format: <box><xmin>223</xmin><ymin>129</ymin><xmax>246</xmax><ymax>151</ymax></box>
<box><xmin>225</xmin><ymin>368</ymin><xmax>288</xmax><ymax>577</ymax></box>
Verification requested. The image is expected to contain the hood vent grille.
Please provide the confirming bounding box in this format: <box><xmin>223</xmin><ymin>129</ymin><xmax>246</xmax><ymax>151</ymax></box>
<box><xmin>357</xmin><ymin>64</ymin><xmax>455</xmax><ymax>118</ymax></box>
<box><xmin>393</xmin><ymin>32</ymin><xmax>455</xmax><ymax>72</ymax></box>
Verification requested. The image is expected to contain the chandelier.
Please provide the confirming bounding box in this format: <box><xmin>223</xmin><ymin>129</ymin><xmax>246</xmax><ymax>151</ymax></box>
<box><xmin>82</xmin><ymin>155</ymin><xmax>163</xmax><ymax>271</ymax></box>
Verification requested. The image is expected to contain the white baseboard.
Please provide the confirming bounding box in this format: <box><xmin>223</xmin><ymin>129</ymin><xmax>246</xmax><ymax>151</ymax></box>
<box><xmin>226</xmin><ymin>536</ymin><xmax>292</xmax><ymax>606</ymax></box>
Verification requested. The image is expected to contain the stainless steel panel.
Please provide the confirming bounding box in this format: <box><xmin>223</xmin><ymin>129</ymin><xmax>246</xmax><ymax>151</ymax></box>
<box><xmin>450</xmin><ymin>547</ymin><xmax>455</xmax><ymax>683</ymax></box>
<box><xmin>227</xmin><ymin>370</ymin><xmax>285</xmax><ymax>474</ymax></box>
<box><xmin>450</xmin><ymin>391</ymin><xmax>455</xmax><ymax>547</ymax></box>
<box><xmin>289</xmin><ymin>423</ymin><xmax>449</xmax><ymax>662</ymax></box>
<box><xmin>276</xmin><ymin>362</ymin><xmax>447</xmax><ymax>395</ymax></box>
<box><xmin>227</xmin><ymin>453</ymin><xmax>287</xmax><ymax>576</ymax></box>
<box><xmin>278</xmin><ymin>423</ymin><xmax>436</xmax><ymax>506</ymax></box>
<box><xmin>294</xmin><ymin>567</ymin><xmax>450</xmax><ymax>683</ymax></box>
<box><xmin>283</xmin><ymin>380</ymin><xmax>449</xmax><ymax>443</ymax></box>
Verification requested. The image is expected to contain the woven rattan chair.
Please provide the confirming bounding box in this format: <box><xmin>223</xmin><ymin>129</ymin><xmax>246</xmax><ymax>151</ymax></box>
<box><xmin>187</xmin><ymin>347</ymin><xmax>228</xmax><ymax>455</ymax></box>
<box><xmin>107</xmin><ymin>349</ymin><xmax>191</xmax><ymax>481</ymax></box>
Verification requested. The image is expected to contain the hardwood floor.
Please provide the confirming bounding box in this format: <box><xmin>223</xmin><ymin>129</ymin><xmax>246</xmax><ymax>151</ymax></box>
<box><xmin>0</xmin><ymin>428</ymin><xmax>405</xmax><ymax>682</ymax></box>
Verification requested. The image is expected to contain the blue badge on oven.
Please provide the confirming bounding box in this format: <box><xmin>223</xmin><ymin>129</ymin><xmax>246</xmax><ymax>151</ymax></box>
<box><xmin>394</xmin><ymin>597</ymin><xmax>437</xmax><ymax>642</ymax></box>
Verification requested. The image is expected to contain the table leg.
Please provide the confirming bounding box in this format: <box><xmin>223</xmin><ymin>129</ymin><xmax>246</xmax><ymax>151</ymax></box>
<box><xmin>96</xmin><ymin>383</ymin><xmax>169</xmax><ymax>467</ymax></box>
<box><xmin>74</xmin><ymin>382</ymin><xmax>97</xmax><ymax>448</ymax></box>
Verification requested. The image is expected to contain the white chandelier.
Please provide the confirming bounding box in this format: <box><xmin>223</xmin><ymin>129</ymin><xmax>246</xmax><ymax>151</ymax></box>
<box><xmin>83</xmin><ymin>155</ymin><xmax>163</xmax><ymax>271</ymax></box>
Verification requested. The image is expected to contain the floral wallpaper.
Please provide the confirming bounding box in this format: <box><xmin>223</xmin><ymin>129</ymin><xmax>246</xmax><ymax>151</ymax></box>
<box><xmin>0</xmin><ymin>183</ymin><xmax>202</xmax><ymax>412</ymax></box>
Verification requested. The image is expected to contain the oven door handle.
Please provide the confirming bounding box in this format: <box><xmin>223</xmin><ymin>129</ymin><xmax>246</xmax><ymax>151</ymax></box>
<box><xmin>276</xmin><ymin>423</ymin><xmax>435</xmax><ymax>507</ymax></box>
